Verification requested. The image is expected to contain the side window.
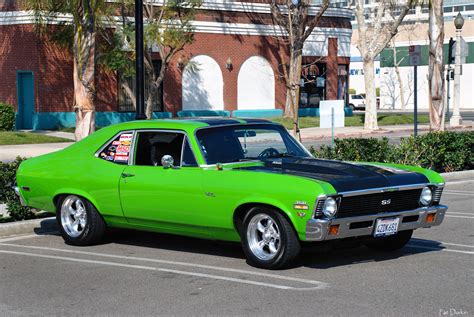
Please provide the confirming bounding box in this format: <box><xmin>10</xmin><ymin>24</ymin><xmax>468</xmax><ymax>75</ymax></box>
<box><xmin>98</xmin><ymin>132</ymin><xmax>133</xmax><ymax>165</ymax></box>
<box><xmin>182</xmin><ymin>138</ymin><xmax>198</xmax><ymax>167</ymax></box>
<box><xmin>134</xmin><ymin>131</ymin><xmax>185</xmax><ymax>167</ymax></box>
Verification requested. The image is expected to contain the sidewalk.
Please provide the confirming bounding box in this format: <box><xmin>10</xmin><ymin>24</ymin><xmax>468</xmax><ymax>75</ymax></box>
<box><xmin>299</xmin><ymin>123</ymin><xmax>474</xmax><ymax>140</ymax></box>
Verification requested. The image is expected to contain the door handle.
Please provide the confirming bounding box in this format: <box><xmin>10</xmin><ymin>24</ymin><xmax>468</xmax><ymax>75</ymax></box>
<box><xmin>121</xmin><ymin>173</ymin><xmax>135</xmax><ymax>178</ymax></box>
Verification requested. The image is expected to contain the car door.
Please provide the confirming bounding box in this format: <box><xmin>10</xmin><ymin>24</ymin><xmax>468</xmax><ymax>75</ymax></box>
<box><xmin>119</xmin><ymin>130</ymin><xmax>207</xmax><ymax>232</ymax></box>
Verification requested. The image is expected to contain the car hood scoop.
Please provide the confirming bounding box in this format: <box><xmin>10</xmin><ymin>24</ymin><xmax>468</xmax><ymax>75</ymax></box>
<box><xmin>238</xmin><ymin>157</ymin><xmax>428</xmax><ymax>192</ymax></box>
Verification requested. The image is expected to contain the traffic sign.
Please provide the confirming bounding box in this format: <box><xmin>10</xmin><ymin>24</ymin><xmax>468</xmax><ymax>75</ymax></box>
<box><xmin>409</xmin><ymin>45</ymin><xmax>421</xmax><ymax>66</ymax></box>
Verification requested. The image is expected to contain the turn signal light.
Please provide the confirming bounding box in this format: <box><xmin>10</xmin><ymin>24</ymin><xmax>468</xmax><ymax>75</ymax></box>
<box><xmin>328</xmin><ymin>224</ymin><xmax>340</xmax><ymax>235</ymax></box>
<box><xmin>426</xmin><ymin>213</ymin><xmax>436</xmax><ymax>223</ymax></box>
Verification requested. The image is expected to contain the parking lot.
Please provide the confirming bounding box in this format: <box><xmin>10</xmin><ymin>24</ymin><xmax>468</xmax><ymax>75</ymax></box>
<box><xmin>0</xmin><ymin>179</ymin><xmax>472</xmax><ymax>316</ymax></box>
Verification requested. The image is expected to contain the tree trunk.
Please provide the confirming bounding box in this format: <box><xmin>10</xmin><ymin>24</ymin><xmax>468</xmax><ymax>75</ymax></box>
<box><xmin>73</xmin><ymin>31</ymin><xmax>96</xmax><ymax>141</ymax></box>
<box><xmin>363</xmin><ymin>58</ymin><xmax>379</xmax><ymax>130</ymax></box>
<box><xmin>285</xmin><ymin>49</ymin><xmax>303</xmax><ymax>139</ymax></box>
<box><xmin>394</xmin><ymin>65</ymin><xmax>406</xmax><ymax>110</ymax></box>
<box><xmin>145</xmin><ymin>83</ymin><xmax>155</xmax><ymax>119</ymax></box>
<box><xmin>122</xmin><ymin>82</ymin><xmax>136</xmax><ymax>109</ymax></box>
<box><xmin>428</xmin><ymin>0</ymin><xmax>445</xmax><ymax>131</ymax></box>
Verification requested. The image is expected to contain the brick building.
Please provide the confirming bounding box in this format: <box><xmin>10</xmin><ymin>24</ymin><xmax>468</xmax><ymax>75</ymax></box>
<box><xmin>0</xmin><ymin>1</ymin><xmax>352</xmax><ymax>130</ymax></box>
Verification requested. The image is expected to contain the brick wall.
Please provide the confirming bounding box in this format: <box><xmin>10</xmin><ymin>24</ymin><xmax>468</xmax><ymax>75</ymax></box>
<box><xmin>163</xmin><ymin>32</ymin><xmax>290</xmax><ymax>114</ymax></box>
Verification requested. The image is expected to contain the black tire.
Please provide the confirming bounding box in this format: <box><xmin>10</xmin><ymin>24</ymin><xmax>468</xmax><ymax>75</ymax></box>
<box><xmin>365</xmin><ymin>230</ymin><xmax>413</xmax><ymax>252</ymax></box>
<box><xmin>241</xmin><ymin>207</ymin><xmax>300</xmax><ymax>269</ymax></box>
<box><xmin>56</xmin><ymin>195</ymin><xmax>106</xmax><ymax>246</ymax></box>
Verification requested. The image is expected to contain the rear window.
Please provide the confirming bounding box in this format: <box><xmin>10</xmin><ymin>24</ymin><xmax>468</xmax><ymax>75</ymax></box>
<box><xmin>98</xmin><ymin>132</ymin><xmax>133</xmax><ymax>165</ymax></box>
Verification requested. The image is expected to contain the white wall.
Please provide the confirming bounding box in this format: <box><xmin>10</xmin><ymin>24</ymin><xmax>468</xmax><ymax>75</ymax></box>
<box><xmin>182</xmin><ymin>55</ymin><xmax>224</xmax><ymax>110</ymax></box>
<box><xmin>237</xmin><ymin>56</ymin><xmax>275</xmax><ymax>109</ymax></box>
<box><xmin>348</xmin><ymin>60</ymin><xmax>381</xmax><ymax>96</ymax></box>
<box><xmin>380</xmin><ymin>64</ymin><xmax>474</xmax><ymax>110</ymax></box>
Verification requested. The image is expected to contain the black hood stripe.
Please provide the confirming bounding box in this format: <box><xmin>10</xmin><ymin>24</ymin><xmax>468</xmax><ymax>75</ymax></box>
<box><xmin>239</xmin><ymin>158</ymin><xmax>429</xmax><ymax>192</ymax></box>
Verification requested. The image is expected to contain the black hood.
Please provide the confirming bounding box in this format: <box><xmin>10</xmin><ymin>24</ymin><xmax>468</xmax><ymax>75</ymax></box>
<box><xmin>238</xmin><ymin>157</ymin><xmax>428</xmax><ymax>192</ymax></box>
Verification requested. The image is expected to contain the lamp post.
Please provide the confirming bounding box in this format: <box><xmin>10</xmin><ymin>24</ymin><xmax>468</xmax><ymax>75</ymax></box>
<box><xmin>450</xmin><ymin>12</ymin><xmax>464</xmax><ymax>126</ymax></box>
<box><xmin>135</xmin><ymin>0</ymin><xmax>146</xmax><ymax>120</ymax></box>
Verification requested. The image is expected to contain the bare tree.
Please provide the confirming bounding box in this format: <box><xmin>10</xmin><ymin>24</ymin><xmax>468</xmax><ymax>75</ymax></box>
<box><xmin>354</xmin><ymin>0</ymin><xmax>416</xmax><ymax>130</ymax></box>
<box><xmin>381</xmin><ymin>67</ymin><xmax>413</xmax><ymax>109</ymax></box>
<box><xmin>428</xmin><ymin>0</ymin><xmax>445</xmax><ymax>130</ymax></box>
<box><xmin>270</xmin><ymin>0</ymin><xmax>329</xmax><ymax>138</ymax></box>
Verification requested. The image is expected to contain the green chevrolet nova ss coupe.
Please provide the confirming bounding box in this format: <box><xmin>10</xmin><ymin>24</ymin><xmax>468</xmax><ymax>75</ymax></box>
<box><xmin>15</xmin><ymin>118</ymin><xmax>447</xmax><ymax>269</ymax></box>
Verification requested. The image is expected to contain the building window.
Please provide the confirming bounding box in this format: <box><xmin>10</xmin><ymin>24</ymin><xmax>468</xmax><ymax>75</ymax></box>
<box><xmin>444</xmin><ymin>6</ymin><xmax>453</xmax><ymax>13</ymax></box>
<box><xmin>466</xmin><ymin>5</ymin><xmax>474</xmax><ymax>11</ymax></box>
<box><xmin>118</xmin><ymin>60</ymin><xmax>163</xmax><ymax>113</ymax></box>
<box><xmin>299</xmin><ymin>63</ymin><xmax>326</xmax><ymax>108</ymax></box>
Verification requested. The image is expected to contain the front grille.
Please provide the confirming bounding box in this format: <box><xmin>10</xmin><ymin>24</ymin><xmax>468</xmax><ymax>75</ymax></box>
<box><xmin>432</xmin><ymin>187</ymin><xmax>443</xmax><ymax>204</ymax></box>
<box><xmin>337</xmin><ymin>189</ymin><xmax>422</xmax><ymax>218</ymax></box>
<box><xmin>313</xmin><ymin>198</ymin><xmax>326</xmax><ymax>217</ymax></box>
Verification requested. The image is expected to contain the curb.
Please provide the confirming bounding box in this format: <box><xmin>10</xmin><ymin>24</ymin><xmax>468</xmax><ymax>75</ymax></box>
<box><xmin>441</xmin><ymin>170</ymin><xmax>474</xmax><ymax>182</ymax></box>
<box><xmin>0</xmin><ymin>217</ymin><xmax>57</xmax><ymax>238</ymax></box>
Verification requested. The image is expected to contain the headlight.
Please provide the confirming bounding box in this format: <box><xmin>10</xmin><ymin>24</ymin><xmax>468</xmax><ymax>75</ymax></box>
<box><xmin>419</xmin><ymin>187</ymin><xmax>433</xmax><ymax>206</ymax></box>
<box><xmin>322</xmin><ymin>197</ymin><xmax>338</xmax><ymax>218</ymax></box>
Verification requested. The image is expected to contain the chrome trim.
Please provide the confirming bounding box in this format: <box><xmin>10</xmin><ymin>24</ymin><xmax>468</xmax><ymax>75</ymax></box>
<box><xmin>306</xmin><ymin>205</ymin><xmax>447</xmax><ymax>241</ymax></box>
<box><xmin>200</xmin><ymin>160</ymin><xmax>263</xmax><ymax>169</ymax></box>
<box><xmin>14</xmin><ymin>186</ymin><xmax>27</xmax><ymax>206</ymax></box>
<box><xmin>339</xmin><ymin>183</ymin><xmax>430</xmax><ymax>197</ymax></box>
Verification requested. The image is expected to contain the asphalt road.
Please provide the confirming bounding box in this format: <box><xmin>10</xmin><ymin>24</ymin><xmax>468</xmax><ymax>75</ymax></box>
<box><xmin>0</xmin><ymin>179</ymin><xmax>473</xmax><ymax>316</ymax></box>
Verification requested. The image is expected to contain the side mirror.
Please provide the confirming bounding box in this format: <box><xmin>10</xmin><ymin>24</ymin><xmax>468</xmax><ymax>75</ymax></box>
<box><xmin>161</xmin><ymin>155</ymin><xmax>174</xmax><ymax>169</ymax></box>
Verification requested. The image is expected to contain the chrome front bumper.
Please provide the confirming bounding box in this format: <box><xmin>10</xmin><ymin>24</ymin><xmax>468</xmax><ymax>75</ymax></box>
<box><xmin>306</xmin><ymin>205</ymin><xmax>447</xmax><ymax>241</ymax></box>
<box><xmin>14</xmin><ymin>186</ymin><xmax>27</xmax><ymax>206</ymax></box>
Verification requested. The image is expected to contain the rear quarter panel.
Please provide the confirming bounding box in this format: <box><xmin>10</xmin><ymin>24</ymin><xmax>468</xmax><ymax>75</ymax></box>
<box><xmin>16</xmin><ymin>127</ymin><xmax>126</xmax><ymax>218</ymax></box>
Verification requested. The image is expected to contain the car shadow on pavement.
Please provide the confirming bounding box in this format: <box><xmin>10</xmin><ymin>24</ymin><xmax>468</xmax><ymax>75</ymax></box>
<box><xmin>103</xmin><ymin>228</ymin><xmax>247</xmax><ymax>260</ymax></box>
<box><xmin>35</xmin><ymin>228</ymin><xmax>445</xmax><ymax>270</ymax></box>
<box><xmin>300</xmin><ymin>238</ymin><xmax>445</xmax><ymax>269</ymax></box>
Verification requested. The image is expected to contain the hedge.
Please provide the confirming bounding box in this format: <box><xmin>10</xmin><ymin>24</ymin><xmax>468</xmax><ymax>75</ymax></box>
<box><xmin>0</xmin><ymin>157</ymin><xmax>36</xmax><ymax>221</ymax></box>
<box><xmin>0</xmin><ymin>103</ymin><xmax>15</xmax><ymax>131</ymax></box>
<box><xmin>311</xmin><ymin>131</ymin><xmax>474</xmax><ymax>173</ymax></box>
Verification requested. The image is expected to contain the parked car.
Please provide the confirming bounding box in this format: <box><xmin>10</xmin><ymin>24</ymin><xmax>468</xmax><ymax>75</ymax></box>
<box><xmin>15</xmin><ymin>118</ymin><xmax>447</xmax><ymax>269</ymax></box>
<box><xmin>348</xmin><ymin>94</ymin><xmax>366</xmax><ymax>110</ymax></box>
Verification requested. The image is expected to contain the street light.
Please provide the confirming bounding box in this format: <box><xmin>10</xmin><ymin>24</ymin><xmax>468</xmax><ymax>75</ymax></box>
<box><xmin>450</xmin><ymin>12</ymin><xmax>464</xmax><ymax>127</ymax></box>
<box><xmin>135</xmin><ymin>0</ymin><xmax>146</xmax><ymax>120</ymax></box>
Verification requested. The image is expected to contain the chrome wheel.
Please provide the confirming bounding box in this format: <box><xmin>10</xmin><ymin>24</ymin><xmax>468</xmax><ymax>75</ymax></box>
<box><xmin>246</xmin><ymin>213</ymin><xmax>281</xmax><ymax>261</ymax></box>
<box><xmin>60</xmin><ymin>196</ymin><xmax>87</xmax><ymax>238</ymax></box>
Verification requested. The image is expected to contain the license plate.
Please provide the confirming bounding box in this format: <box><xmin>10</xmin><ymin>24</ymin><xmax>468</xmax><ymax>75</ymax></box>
<box><xmin>374</xmin><ymin>217</ymin><xmax>400</xmax><ymax>237</ymax></box>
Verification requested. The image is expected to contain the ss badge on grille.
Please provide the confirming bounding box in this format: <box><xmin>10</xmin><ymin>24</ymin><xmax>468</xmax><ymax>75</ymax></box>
<box><xmin>381</xmin><ymin>199</ymin><xmax>392</xmax><ymax>206</ymax></box>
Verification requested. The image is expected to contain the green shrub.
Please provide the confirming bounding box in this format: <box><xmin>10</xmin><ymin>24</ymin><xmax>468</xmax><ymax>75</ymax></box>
<box><xmin>394</xmin><ymin>131</ymin><xmax>474</xmax><ymax>172</ymax></box>
<box><xmin>311</xmin><ymin>131</ymin><xmax>474</xmax><ymax>173</ymax></box>
<box><xmin>313</xmin><ymin>137</ymin><xmax>394</xmax><ymax>163</ymax></box>
<box><xmin>0</xmin><ymin>157</ymin><xmax>35</xmax><ymax>221</ymax></box>
<box><xmin>0</xmin><ymin>103</ymin><xmax>15</xmax><ymax>131</ymax></box>
<box><xmin>348</xmin><ymin>88</ymin><xmax>356</xmax><ymax>95</ymax></box>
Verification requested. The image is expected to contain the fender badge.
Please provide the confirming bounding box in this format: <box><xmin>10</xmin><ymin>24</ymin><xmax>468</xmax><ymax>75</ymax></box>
<box><xmin>296</xmin><ymin>212</ymin><xmax>306</xmax><ymax>218</ymax></box>
<box><xmin>293</xmin><ymin>201</ymin><xmax>309</xmax><ymax>211</ymax></box>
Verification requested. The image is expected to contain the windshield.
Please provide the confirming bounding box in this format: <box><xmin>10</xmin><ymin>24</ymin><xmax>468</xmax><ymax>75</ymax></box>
<box><xmin>196</xmin><ymin>124</ymin><xmax>311</xmax><ymax>164</ymax></box>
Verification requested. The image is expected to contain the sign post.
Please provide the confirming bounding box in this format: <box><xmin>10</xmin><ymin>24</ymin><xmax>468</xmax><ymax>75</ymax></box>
<box><xmin>409</xmin><ymin>45</ymin><xmax>421</xmax><ymax>136</ymax></box>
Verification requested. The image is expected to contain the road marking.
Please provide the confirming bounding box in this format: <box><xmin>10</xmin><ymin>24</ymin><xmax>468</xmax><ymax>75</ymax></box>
<box><xmin>446</xmin><ymin>180</ymin><xmax>474</xmax><ymax>186</ymax></box>
<box><xmin>443</xmin><ymin>190</ymin><xmax>474</xmax><ymax>196</ymax></box>
<box><xmin>445</xmin><ymin>215</ymin><xmax>474</xmax><ymax>219</ymax></box>
<box><xmin>448</xmin><ymin>212</ymin><xmax>474</xmax><ymax>216</ymax></box>
<box><xmin>412</xmin><ymin>241</ymin><xmax>474</xmax><ymax>249</ymax></box>
<box><xmin>442</xmin><ymin>242</ymin><xmax>474</xmax><ymax>249</ymax></box>
<box><xmin>0</xmin><ymin>250</ymin><xmax>313</xmax><ymax>290</ymax></box>
<box><xmin>0</xmin><ymin>243</ymin><xmax>328</xmax><ymax>291</ymax></box>
<box><xmin>407</xmin><ymin>244</ymin><xmax>474</xmax><ymax>255</ymax></box>
<box><xmin>0</xmin><ymin>234</ymin><xmax>41</xmax><ymax>243</ymax></box>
